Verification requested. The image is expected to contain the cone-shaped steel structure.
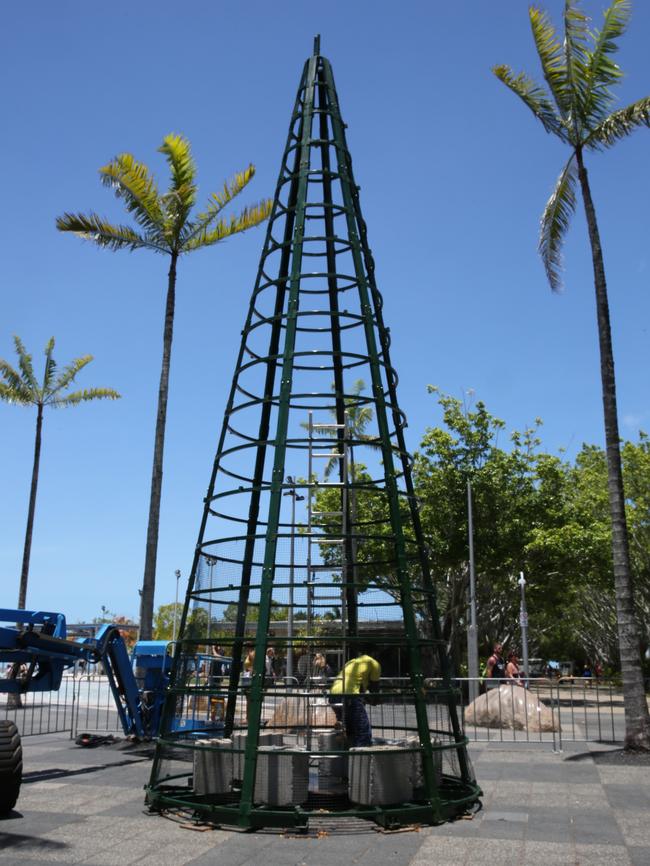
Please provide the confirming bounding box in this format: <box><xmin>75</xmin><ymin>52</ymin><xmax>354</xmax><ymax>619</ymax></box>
<box><xmin>146</xmin><ymin>38</ymin><xmax>481</xmax><ymax>830</ymax></box>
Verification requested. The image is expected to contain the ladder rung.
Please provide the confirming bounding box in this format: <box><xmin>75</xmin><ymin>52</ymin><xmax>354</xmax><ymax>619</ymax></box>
<box><xmin>312</xmin><ymin>423</ymin><xmax>345</xmax><ymax>430</ymax></box>
<box><xmin>310</xmin><ymin>565</ymin><xmax>342</xmax><ymax>572</ymax></box>
<box><xmin>312</xmin><ymin>511</ymin><xmax>343</xmax><ymax>517</ymax></box>
<box><xmin>313</xmin><ymin>453</ymin><xmax>344</xmax><ymax>459</ymax></box>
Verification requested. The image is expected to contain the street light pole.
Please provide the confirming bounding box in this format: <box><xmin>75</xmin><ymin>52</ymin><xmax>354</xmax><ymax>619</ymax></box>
<box><xmin>284</xmin><ymin>477</ymin><xmax>304</xmax><ymax>681</ymax></box>
<box><xmin>467</xmin><ymin>479</ymin><xmax>480</xmax><ymax>702</ymax></box>
<box><xmin>206</xmin><ymin>557</ymin><xmax>217</xmax><ymax>642</ymax></box>
<box><xmin>172</xmin><ymin>569</ymin><xmax>181</xmax><ymax>643</ymax></box>
<box><xmin>518</xmin><ymin>571</ymin><xmax>529</xmax><ymax>679</ymax></box>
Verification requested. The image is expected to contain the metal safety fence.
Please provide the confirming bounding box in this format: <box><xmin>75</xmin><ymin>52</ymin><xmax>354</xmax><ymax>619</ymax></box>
<box><xmin>1</xmin><ymin>668</ymin><xmax>627</xmax><ymax>748</ymax></box>
<box><xmin>455</xmin><ymin>677</ymin><xmax>624</xmax><ymax>750</ymax></box>
<box><xmin>0</xmin><ymin>665</ymin><xmax>77</xmax><ymax>737</ymax></box>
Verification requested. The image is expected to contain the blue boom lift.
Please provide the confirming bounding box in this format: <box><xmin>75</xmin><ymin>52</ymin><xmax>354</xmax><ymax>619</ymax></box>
<box><xmin>0</xmin><ymin>608</ymin><xmax>225</xmax><ymax>814</ymax></box>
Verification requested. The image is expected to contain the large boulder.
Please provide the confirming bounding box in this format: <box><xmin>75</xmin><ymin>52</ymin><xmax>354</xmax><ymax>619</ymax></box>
<box><xmin>464</xmin><ymin>685</ymin><xmax>560</xmax><ymax>733</ymax></box>
<box><xmin>267</xmin><ymin>696</ymin><xmax>338</xmax><ymax>730</ymax></box>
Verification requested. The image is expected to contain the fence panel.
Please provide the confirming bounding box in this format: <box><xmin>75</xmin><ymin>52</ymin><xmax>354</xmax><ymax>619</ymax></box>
<box><xmin>1</xmin><ymin>667</ymin><xmax>76</xmax><ymax>737</ymax></box>
<box><xmin>1</xmin><ymin>666</ymin><xmax>626</xmax><ymax>747</ymax></box>
<box><xmin>455</xmin><ymin>677</ymin><xmax>623</xmax><ymax>747</ymax></box>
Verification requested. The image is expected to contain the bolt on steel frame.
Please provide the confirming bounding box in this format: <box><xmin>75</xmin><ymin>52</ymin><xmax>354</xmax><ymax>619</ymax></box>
<box><xmin>146</xmin><ymin>37</ymin><xmax>481</xmax><ymax>830</ymax></box>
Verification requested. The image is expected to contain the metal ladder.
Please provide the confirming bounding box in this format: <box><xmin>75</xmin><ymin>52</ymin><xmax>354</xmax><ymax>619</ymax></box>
<box><xmin>306</xmin><ymin>411</ymin><xmax>351</xmax><ymax>669</ymax></box>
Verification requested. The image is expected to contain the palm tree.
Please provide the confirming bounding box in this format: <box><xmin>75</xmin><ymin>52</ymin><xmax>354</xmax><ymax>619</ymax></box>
<box><xmin>0</xmin><ymin>336</ymin><xmax>120</xmax><ymax>609</ymax></box>
<box><xmin>57</xmin><ymin>134</ymin><xmax>272</xmax><ymax>640</ymax></box>
<box><xmin>307</xmin><ymin>379</ymin><xmax>377</xmax><ymax>477</ymax></box>
<box><xmin>494</xmin><ymin>0</ymin><xmax>650</xmax><ymax>749</ymax></box>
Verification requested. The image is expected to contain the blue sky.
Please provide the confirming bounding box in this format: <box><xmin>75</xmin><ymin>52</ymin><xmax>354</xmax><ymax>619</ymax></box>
<box><xmin>2</xmin><ymin>1</ymin><xmax>650</xmax><ymax>621</ymax></box>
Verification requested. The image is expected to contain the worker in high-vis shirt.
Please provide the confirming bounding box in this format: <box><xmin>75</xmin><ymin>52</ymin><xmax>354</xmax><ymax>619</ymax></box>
<box><xmin>329</xmin><ymin>648</ymin><xmax>381</xmax><ymax>746</ymax></box>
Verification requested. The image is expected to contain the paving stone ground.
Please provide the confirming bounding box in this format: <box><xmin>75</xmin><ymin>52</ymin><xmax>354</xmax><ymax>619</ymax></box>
<box><xmin>1</xmin><ymin>733</ymin><xmax>649</xmax><ymax>865</ymax></box>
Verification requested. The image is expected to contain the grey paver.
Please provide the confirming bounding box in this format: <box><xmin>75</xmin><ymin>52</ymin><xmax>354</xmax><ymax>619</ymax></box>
<box><xmin>1</xmin><ymin>732</ymin><xmax>648</xmax><ymax>865</ymax></box>
<box><xmin>628</xmin><ymin>847</ymin><xmax>650</xmax><ymax>866</ymax></box>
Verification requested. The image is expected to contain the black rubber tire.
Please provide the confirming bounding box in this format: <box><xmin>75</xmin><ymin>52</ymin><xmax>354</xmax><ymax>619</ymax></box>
<box><xmin>0</xmin><ymin>720</ymin><xmax>22</xmax><ymax>814</ymax></box>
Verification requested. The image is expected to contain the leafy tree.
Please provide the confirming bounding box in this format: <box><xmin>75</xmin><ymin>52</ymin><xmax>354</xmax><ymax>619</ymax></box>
<box><xmin>221</xmin><ymin>603</ymin><xmax>290</xmax><ymax>623</ymax></box>
<box><xmin>0</xmin><ymin>336</ymin><xmax>120</xmax><ymax>609</ymax></box>
<box><xmin>185</xmin><ymin>607</ymin><xmax>210</xmax><ymax>641</ymax></box>
<box><xmin>493</xmin><ymin>0</ymin><xmax>650</xmax><ymax>749</ymax></box>
<box><xmin>312</xmin><ymin>387</ymin><xmax>602</xmax><ymax>671</ymax></box>
<box><xmin>152</xmin><ymin>602</ymin><xmax>184</xmax><ymax>640</ymax></box>
<box><xmin>414</xmin><ymin>390</ymin><xmax>576</xmax><ymax>668</ymax></box>
<box><xmin>538</xmin><ymin>437</ymin><xmax>650</xmax><ymax>668</ymax></box>
<box><xmin>57</xmin><ymin>134</ymin><xmax>272</xmax><ymax>640</ymax></box>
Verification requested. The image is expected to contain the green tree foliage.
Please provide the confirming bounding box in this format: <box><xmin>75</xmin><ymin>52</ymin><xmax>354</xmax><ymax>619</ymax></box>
<box><xmin>311</xmin><ymin>386</ymin><xmax>650</xmax><ymax>678</ymax></box>
<box><xmin>493</xmin><ymin>0</ymin><xmax>650</xmax><ymax>749</ymax></box>
<box><xmin>152</xmin><ymin>603</ymin><xmax>184</xmax><ymax>640</ymax></box>
<box><xmin>221</xmin><ymin>603</ymin><xmax>292</xmax><ymax>623</ymax></box>
<box><xmin>414</xmin><ymin>390</ymin><xmax>575</xmax><ymax>669</ymax></box>
<box><xmin>57</xmin><ymin>135</ymin><xmax>273</xmax><ymax>641</ymax></box>
<box><xmin>534</xmin><ymin>438</ymin><xmax>650</xmax><ymax>668</ymax></box>
<box><xmin>0</xmin><ymin>336</ymin><xmax>120</xmax><ymax>609</ymax></box>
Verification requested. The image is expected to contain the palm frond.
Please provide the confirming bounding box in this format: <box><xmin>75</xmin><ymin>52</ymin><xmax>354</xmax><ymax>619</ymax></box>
<box><xmin>0</xmin><ymin>381</ymin><xmax>31</xmax><ymax>404</ymax></box>
<box><xmin>99</xmin><ymin>153</ymin><xmax>164</xmax><ymax>236</ymax></box>
<box><xmin>585</xmin><ymin>96</ymin><xmax>650</xmax><ymax>149</ymax></box>
<box><xmin>42</xmin><ymin>337</ymin><xmax>56</xmax><ymax>392</ymax></box>
<box><xmin>159</xmin><ymin>134</ymin><xmax>197</xmax><ymax>235</ymax></box>
<box><xmin>56</xmin><ymin>212</ymin><xmax>163</xmax><ymax>253</ymax></box>
<box><xmin>563</xmin><ymin>0</ymin><xmax>590</xmax><ymax>130</ymax></box>
<box><xmin>183</xmin><ymin>165</ymin><xmax>258</xmax><ymax>243</ymax></box>
<box><xmin>0</xmin><ymin>360</ymin><xmax>33</xmax><ymax>403</ymax></box>
<box><xmin>48</xmin><ymin>355</ymin><xmax>94</xmax><ymax>399</ymax></box>
<box><xmin>492</xmin><ymin>65</ymin><xmax>567</xmax><ymax>140</ymax></box>
<box><xmin>539</xmin><ymin>155</ymin><xmax>578</xmax><ymax>291</ymax></box>
<box><xmin>183</xmin><ymin>199</ymin><xmax>273</xmax><ymax>252</ymax></box>
<box><xmin>51</xmin><ymin>387</ymin><xmax>121</xmax><ymax>408</ymax></box>
<box><xmin>529</xmin><ymin>5</ymin><xmax>571</xmax><ymax>119</ymax></box>
<box><xmin>13</xmin><ymin>335</ymin><xmax>38</xmax><ymax>393</ymax></box>
<box><xmin>582</xmin><ymin>0</ymin><xmax>630</xmax><ymax>126</ymax></box>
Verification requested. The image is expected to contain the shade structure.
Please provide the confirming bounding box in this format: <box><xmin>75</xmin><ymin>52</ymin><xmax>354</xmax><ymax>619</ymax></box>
<box><xmin>146</xmin><ymin>37</ymin><xmax>481</xmax><ymax>830</ymax></box>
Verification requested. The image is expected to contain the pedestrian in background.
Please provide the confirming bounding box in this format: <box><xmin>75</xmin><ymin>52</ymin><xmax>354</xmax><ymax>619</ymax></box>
<box><xmin>486</xmin><ymin>642</ymin><xmax>506</xmax><ymax>688</ymax></box>
<box><xmin>506</xmin><ymin>650</ymin><xmax>524</xmax><ymax>687</ymax></box>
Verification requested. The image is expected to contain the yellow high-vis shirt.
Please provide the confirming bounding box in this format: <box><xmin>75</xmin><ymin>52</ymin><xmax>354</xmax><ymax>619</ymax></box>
<box><xmin>330</xmin><ymin>655</ymin><xmax>381</xmax><ymax>695</ymax></box>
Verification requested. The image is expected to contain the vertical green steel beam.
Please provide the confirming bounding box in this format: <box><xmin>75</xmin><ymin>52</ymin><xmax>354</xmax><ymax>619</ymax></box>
<box><xmin>316</xmin><ymin>62</ymin><xmax>358</xmax><ymax>640</ymax></box>
<box><xmin>322</xmin><ymin>56</ymin><xmax>443</xmax><ymax>819</ymax></box>
<box><xmin>237</xmin><ymin>51</ymin><xmax>319</xmax><ymax>825</ymax></box>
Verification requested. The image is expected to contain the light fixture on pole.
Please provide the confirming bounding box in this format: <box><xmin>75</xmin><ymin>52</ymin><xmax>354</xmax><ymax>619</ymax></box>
<box><xmin>518</xmin><ymin>571</ymin><xmax>529</xmax><ymax>679</ymax></box>
<box><xmin>205</xmin><ymin>557</ymin><xmax>217</xmax><ymax>642</ymax></box>
<box><xmin>284</xmin><ymin>476</ymin><xmax>304</xmax><ymax>681</ymax></box>
<box><xmin>172</xmin><ymin>569</ymin><xmax>181</xmax><ymax>644</ymax></box>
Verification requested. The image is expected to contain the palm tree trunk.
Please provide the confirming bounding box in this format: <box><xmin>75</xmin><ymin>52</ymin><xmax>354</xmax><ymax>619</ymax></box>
<box><xmin>139</xmin><ymin>252</ymin><xmax>178</xmax><ymax>640</ymax></box>
<box><xmin>576</xmin><ymin>147</ymin><xmax>650</xmax><ymax>750</ymax></box>
<box><xmin>18</xmin><ymin>403</ymin><xmax>43</xmax><ymax>610</ymax></box>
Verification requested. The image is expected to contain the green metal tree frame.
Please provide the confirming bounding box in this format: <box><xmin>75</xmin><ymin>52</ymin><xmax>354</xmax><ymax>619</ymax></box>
<box><xmin>146</xmin><ymin>37</ymin><xmax>480</xmax><ymax>831</ymax></box>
